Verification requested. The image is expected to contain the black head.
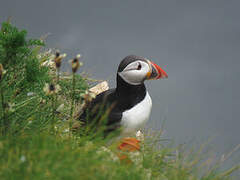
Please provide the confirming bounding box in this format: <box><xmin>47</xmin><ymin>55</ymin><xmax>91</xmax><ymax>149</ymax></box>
<box><xmin>117</xmin><ymin>55</ymin><xmax>168</xmax><ymax>85</ymax></box>
<box><xmin>117</xmin><ymin>55</ymin><xmax>148</xmax><ymax>72</ymax></box>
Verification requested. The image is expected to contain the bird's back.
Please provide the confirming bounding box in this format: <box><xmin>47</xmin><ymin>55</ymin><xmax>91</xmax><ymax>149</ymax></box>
<box><xmin>79</xmin><ymin>88</ymin><xmax>122</xmax><ymax>135</ymax></box>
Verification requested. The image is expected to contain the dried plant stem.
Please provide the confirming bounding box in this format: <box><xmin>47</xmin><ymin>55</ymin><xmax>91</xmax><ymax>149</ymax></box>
<box><xmin>69</xmin><ymin>73</ymin><xmax>76</xmax><ymax>136</ymax></box>
<box><xmin>0</xmin><ymin>86</ymin><xmax>8</xmax><ymax>135</ymax></box>
<box><xmin>56</xmin><ymin>68</ymin><xmax>60</xmax><ymax>84</ymax></box>
<box><xmin>51</xmin><ymin>96</ymin><xmax>56</xmax><ymax>134</ymax></box>
<box><xmin>1</xmin><ymin>88</ymin><xmax>5</xmax><ymax>134</ymax></box>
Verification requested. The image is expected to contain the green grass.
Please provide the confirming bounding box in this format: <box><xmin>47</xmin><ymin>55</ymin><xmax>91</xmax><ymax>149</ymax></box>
<box><xmin>0</xmin><ymin>21</ymin><xmax>239</xmax><ymax>180</ymax></box>
<box><xmin>0</xmin><ymin>133</ymin><xmax>149</xmax><ymax>180</ymax></box>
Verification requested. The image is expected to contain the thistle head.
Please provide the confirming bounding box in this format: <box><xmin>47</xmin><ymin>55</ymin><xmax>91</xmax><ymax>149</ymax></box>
<box><xmin>43</xmin><ymin>83</ymin><xmax>61</xmax><ymax>96</ymax></box>
<box><xmin>71</xmin><ymin>54</ymin><xmax>83</xmax><ymax>73</ymax></box>
<box><xmin>54</xmin><ymin>51</ymin><xmax>66</xmax><ymax>69</ymax></box>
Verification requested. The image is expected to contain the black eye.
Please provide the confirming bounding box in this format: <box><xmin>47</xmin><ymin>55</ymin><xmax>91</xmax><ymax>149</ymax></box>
<box><xmin>137</xmin><ymin>63</ymin><xmax>142</xmax><ymax>70</ymax></box>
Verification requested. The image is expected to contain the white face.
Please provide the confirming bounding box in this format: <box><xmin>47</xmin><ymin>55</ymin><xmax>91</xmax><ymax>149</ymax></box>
<box><xmin>118</xmin><ymin>60</ymin><xmax>150</xmax><ymax>85</ymax></box>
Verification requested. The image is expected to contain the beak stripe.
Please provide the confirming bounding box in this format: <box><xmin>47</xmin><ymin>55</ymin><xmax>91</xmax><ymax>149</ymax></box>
<box><xmin>147</xmin><ymin>60</ymin><xmax>168</xmax><ymax>80</ymax></box>
<box><xmin>150</xmin><ymin>64</ymin><xmax>159</xmax><ymax>79</ymax></box>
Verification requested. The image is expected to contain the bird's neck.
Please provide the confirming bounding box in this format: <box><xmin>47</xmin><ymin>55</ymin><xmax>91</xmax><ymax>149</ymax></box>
<box><xmin>116</xmin><ymin>74</ymin><xmax>146</xmax><ymax>98</ymax></box>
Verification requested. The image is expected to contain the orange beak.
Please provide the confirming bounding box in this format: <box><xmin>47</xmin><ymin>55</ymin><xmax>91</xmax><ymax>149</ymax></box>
<box><xmin>147</xmin><ymin>60</ymin><xmax>168</xmax><ymax>80</ymax></box>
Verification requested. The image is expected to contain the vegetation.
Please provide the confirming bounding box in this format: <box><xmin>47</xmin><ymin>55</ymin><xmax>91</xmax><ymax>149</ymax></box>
<box><xmin>0</xmin><ymin>21</ymin><xmax>239</xmax><ymax>180</ymax></box>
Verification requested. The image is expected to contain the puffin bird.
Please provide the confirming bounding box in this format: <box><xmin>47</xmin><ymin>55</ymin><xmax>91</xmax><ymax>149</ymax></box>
<box><xmin>78</xmin><ymin>55</ymin><xmax>168</xmax><ymax>145</ymax></box>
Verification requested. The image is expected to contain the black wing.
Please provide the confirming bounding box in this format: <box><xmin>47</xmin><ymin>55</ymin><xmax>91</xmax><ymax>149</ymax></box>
<box><xmin>78</xmin><ymin>88</ymin><xmax>122</xmax><ymax>134</ymax></box>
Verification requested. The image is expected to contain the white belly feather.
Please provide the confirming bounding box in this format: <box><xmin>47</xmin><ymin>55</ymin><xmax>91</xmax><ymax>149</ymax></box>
<box><xmin>121</xmin><ymin>92</ymin><xmax>152</xmax><ymax>133</ymax></box>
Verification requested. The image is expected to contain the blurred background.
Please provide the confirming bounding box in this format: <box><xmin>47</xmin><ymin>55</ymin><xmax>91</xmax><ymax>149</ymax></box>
<box><xmin>1</xmin><ymin>0</ymin><xmax>239</xmax><ymax>167</ymax></box>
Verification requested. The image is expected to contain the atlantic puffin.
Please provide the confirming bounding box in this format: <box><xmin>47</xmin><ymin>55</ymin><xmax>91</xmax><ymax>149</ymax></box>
<box><xmin>79</xmin><ymin>55</ymin><xmax>168</xmax><ymax>138</ymax></box>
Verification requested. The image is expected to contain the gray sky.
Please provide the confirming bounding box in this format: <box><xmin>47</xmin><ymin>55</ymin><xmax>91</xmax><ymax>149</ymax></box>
<box><xmin>1</xmin><ymin>0</ymin><xmax>240</xmax><ymax>165</ymax></box>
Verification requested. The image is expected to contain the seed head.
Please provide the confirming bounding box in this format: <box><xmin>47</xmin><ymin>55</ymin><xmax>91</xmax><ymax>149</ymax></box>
<box><xmin>43</xmin><ymin>83</ymin><xmax>61</xmax><ymax>96</ymax></box>
<box><xmin>54</xmin><ymin>51</ymin><xmax>66</xmax><ymax>69</ymax></box>
<box><xmin>71</xmin><ymin>54</ymin><xmax>82</xmax><ymax>73</ymax></box>
<box><xmin>56</xmin><ymin>51</ymin><xmax>60</xmax><ymax>58</ymax></box>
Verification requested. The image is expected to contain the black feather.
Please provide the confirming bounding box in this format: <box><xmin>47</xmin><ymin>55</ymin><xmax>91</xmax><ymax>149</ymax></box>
<box><xmin>78</xmin><ymin>55</ymin><xmax>147</xmax><ymax>136</ymax></box>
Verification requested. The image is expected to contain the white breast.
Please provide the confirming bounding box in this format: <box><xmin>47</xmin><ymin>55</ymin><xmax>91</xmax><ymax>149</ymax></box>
<box><xmin>121</xmin><ymin>91</ymin><xmax>152</xmax><ymax>134</ymax></box>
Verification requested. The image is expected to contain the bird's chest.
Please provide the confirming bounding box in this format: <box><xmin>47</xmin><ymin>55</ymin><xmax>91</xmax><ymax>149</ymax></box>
<box><xmin>120</xmin><ymin>92</ymin><xmax>152</xmax><ymax>133</ymax></box>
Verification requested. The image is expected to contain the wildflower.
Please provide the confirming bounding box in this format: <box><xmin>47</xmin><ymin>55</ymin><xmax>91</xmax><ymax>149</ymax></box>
<box><xmin>20</xmin><ymin>155</ymin><xmax>26</xmax><ymax>163</ymax></box>
<box><xmin>70</xmin><ymin>54</ymin><xmax>83</xmax><ymax>73</ymax></box>
<box><xmin>27</xmin><ymin>92</ymin><xmax>35</xmax><ymax>96</ymax></box>
<box><xmin>0</xmin><ymin>64</ymin><xmax>6</xmax><ymax>81</ymax></box>
<box><xmin>41</xmin><ymin>58</ymin><xmax>55</xmax><ymax>68</ymax></box>
<box><xmin>136</xmin><ymin>130</ymin><xmax>144</xmax><ymax>141</ymax></box>
<box><xmin>40</xmin><ymin>49</ymin><xmax>55</xmax><ymax>68</ymax></box>
<box><xmin>54</xmin><ymin>51</ymin><xmax>66</xmax><ymax>69</ymax></box>
<box><xmin>63</xmin><ymin>128</ymin><xmax>69</xmax><ymax>133</ymax></box>
<box><xmin>43</xmin><ymin>83</ymin><xmax>61</xmax><ymax>96</ymax></box>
